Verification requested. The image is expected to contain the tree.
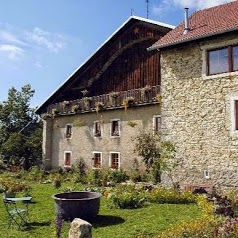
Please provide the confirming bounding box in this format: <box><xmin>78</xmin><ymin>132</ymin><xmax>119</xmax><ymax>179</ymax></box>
<box><xmin>0</xmin><ymin>84</ymin><xmax>42</xmax><ymax>168</ymax></box>
<box><xmin>133</xmin><ymin>131</ymin><xmax>176</xmax><ymax>184</ymax></box>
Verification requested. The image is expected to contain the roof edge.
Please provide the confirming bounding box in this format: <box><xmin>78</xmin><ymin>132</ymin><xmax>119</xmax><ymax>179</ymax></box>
<box><xmin>147</xmin><ymin>27</ymin><xmax>238</xmax><ymax>51</ymax></box>
<box><xmin>36</xmin><ymin>16</ymin><xmax>174</xmax><ymax>114</ymax></box>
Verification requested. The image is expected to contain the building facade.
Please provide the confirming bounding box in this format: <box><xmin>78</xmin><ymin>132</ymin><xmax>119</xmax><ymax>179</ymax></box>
<box><xmin>37</xmin><ymin>16</ymin><xmax>173</xmax><ymax>171</ymax></box>
<box><xmin>149</xmin><ymin>1</ymin><xmax>238</xmax><ymax>189</ymax></box>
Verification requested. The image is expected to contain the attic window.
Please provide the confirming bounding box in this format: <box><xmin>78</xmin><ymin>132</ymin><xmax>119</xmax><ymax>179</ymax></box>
<box><xmin>207</xmin><ymin>45</ymin><xmax>238</xmax><ymax>75</ymax></box>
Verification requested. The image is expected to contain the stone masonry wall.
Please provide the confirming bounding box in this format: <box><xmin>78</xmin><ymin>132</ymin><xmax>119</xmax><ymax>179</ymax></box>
<box><xmin>43</xmin><ymin>104</ymin><xmax>160</xmax><ymax>171</ymax></box>
<box><xmin>160</xmin><ymin>33</ymin><xmax>238</xmax><ymax>190</ymax></box>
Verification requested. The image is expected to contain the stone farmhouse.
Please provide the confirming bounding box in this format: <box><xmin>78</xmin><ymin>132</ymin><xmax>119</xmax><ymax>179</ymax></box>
<box><xmin>148</xmin><ymin>0</ymin><xmax>238</xmax><ymax>190</ymax></box>
<box><xmin>36</xmin><ymin>16</ymin><xmax>174</xmax><ymax>171</ymax></box>
<box><xmin>37</xmin><ymin>1</ymin><xmax>238</xmax><ymax>190</ymax></box>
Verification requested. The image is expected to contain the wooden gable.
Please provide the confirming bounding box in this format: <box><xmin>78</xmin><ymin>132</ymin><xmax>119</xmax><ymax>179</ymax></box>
<box><xmin>37</xmin><ymin>17</ymin><xmax>173</xmax><ymax>114</ymax></box>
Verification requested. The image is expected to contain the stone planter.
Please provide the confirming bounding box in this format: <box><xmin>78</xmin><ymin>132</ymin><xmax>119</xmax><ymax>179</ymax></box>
<box><xmin>52</xmin><ymin>191</ymin><xmax>102</xmax><ymax>221</ymax></box>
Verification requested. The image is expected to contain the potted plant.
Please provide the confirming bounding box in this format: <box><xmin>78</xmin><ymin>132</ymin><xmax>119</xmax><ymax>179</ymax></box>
<box><xmin>0</xmin><ymin>178</ymin><xmax>29</xmax><ymax>198</ymax></box>
<box><xmin>83</xmin><ymin>97</ymin><xmax>92</xmax><ymax>110</ymax></box>
<box><xmin>140</xmin><ymin>85</ymin><xmax>151</xmax><ymax>100</ymax></box>
<box><xmin>122</xmin><ymin>97</ymin><xmax>134</xmax><ymax>111</ymax></box>
<box><xmin>71</xmin><ymin>104</ymin><xmax>80</xmax><ymax>113</ymax></box>
<box><xmin>109</xmin><ymin>91</ymin><xmax>120</xmax><ymax>106</ymax></box>
<box><xmin>95</xmin><ymin>102</ymin><xmax>104</xmax><ymax>113</ymax></box>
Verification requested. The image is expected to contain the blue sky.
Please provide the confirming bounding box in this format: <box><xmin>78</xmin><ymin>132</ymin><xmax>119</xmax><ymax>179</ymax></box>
<box><xmin>0</xmin><ymin>0</ymin><xmax>234</xmax><ymax>108</ymax></box>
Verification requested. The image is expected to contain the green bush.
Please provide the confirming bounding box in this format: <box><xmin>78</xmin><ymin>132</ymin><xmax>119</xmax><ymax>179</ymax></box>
<box><xmin>86</xmin><ymin>169</ymin><xmax>102</xmax><ymax>186</ymax></box>
<box><xmin>107</xmin><ymin>185</ymin><xmax>146</xmax><ymax>209</ymax></box>
<box><xmin>108</xmin><ymin>169</ymin><xmax>128</xmax><ymax>184</ymax></box>
<box><xmin>156</xmin><ymin>216</ymin><xmax>217</xmax><ymax>238</ymax></box>
<box><xmin>148</xmin><ymin>188</ymin><xmax>196</xmax><ymax>204</ymax></box>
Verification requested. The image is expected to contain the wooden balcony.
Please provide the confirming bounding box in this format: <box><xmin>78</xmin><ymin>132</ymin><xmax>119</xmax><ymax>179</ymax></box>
<box><xmin>45</xmin><ymin>85</ymin><xmax>161</xmax><ymax>117</ymax></box>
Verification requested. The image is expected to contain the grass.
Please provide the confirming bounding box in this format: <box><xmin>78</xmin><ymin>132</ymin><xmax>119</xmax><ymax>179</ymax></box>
<box><xmin>0</xmin><ymin>182</ymin><xmax>202</xmax><ymax>238</ymax></box>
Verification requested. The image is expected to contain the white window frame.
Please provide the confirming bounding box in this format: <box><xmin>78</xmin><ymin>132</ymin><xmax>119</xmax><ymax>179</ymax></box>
<box><xmin>230</xmin><ymin>96</ymin><xmax>238</xmax><ymax>135</ymax></box>
<box><xmin>92</xmin><ymin>151</ymin><xmax>102</xmax><ymax>169</ymax></box>
<box><xmin>64</xmin><ymin>151</ymin><xmax>72</xmax><ymax>168</ymax></box>
<box><xmin>153</xmin><ymin>115</ymin><xmax>161</xmax><ymax>133</ymax></box>
<box><xmin>109</xmin><ymin>152</ymin><xmax>120</xmax><ymax>169</ymax></box>
<box><xmin>65</xmin><ymin>123</ymin><xmax>73</xmax><ymax>139</ymax></box>
<box><xmin>110</xmin><ymin>119</ymin><xmax>121</xmax><ymax>138</ymax></box>
<box><xmin>93</xmin><ymin>121</ymin><xmax>102</xmax><ymax>137</ymax></box>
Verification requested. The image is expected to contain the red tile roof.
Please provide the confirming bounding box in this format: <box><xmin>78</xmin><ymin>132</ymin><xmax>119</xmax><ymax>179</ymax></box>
<box><xmin>148</xmin><ymin>1</ymin><xmax>238</xmax><ymax>50</ymax></box>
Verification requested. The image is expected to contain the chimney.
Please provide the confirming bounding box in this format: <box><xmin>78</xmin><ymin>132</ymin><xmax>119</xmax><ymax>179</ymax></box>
<box><xmin>183</xmin><ymin>7</ymin><xmax>190</xmax><ymax>34</ymax></box>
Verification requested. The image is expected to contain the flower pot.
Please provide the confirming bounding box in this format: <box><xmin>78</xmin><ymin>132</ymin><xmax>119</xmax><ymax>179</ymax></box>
<box><xmin>4</xmin><ymin>192</ymin><xmax>16</xmax><ymax>198</ymax></box>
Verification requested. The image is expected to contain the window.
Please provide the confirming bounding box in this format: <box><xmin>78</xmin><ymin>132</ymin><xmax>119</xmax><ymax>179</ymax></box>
<box><xmin>92</xmin><ymin>152</ymin><xmax>102</xmax><ymax>168</ymax></box>
<box><xmin>153</xmin><ymin>115</ymin><xmax>161</xmax><ymax>133</ymax></box>
<box><xmin>230</xmin><ymin>97</ymin><xmax>238</xmax><ymax>134</ymax></box>
<box><xmin>110</xmin><ymin>152</ymin><xmax>120</xmax><ymax>169</ymax></box>
<box><xmin>93</xmin><ymin>121</ymin><xmax>102</xmax><ymax>137</ymax></box>
<box><xmin>234</xmin><ymin>100</ymin><xmax>238</xmax><ymax>131</ymax></box>
<box><xmin>207</xmin><ymin>45</ymin><xmax>238</xmax><ymax>75</ymax></box>
<box><xmin>65</xmin><ymin>124</ymin><xmax>72</xmax><ymax>139</ymax></box>
<box><xmin>64</xmin><ymin>152</ymin><xmax>71</xmax><ymax>167</ymax></box>
<box><xmin>110</xmin><ymin>119</ymin><xmax>120</xmax><ymax>137</ymax></box>
<box><xmin>233</xmin><ymin>46</ymin><xmax>238</xmax><ymax>71</ymax></box>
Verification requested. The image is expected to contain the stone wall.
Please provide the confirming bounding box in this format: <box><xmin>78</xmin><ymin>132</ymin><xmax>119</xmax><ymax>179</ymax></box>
<box><xmin>160</xmin><ymin>33</ymin><xmax>238</xmax><ymax>190</ymax></box>
<box><xmin>43</xmin><ymin>104</ymin><xmax>160</xmax><ymax>171</ymax></box>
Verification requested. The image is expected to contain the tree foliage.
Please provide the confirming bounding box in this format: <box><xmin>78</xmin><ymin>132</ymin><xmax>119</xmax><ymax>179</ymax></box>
<box><xmin>133</xmin><ymin>131</ymin><xmax>176</xmax><ymax>183</ymax></box>
<box><xmin>0</xmin><ymin>84</ymin><xmax>42</xmax><ymax>167</ymax></box>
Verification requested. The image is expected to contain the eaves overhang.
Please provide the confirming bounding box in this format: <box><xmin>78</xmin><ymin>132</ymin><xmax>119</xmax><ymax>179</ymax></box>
<box><xmin>147</xmin><ymin>27</ymin><xmax>238</xmax><ymax>51</ymax></box>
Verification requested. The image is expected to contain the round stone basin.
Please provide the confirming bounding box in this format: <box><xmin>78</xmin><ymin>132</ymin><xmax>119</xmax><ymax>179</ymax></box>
<box><xmin>52</xmin><ymin>191</ymin><xmax>102</xmax><ymax>221</ymax></box>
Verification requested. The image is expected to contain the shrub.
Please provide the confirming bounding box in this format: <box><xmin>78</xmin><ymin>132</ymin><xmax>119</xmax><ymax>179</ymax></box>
<box><xmin>107</xmin><ymin>185</ymin><xmax>146</xmax><ymax>209</ymax></box>
<box><xmin>148</xmin><ymin>188</ymin><xmax>196</xmax><ymax>204</ymax></box>
<box><xmin>108</xmin><ymin>169</ymin><xmax>128</xmax><ymax>184</ymax></box>
<box><xmin>86</xmin><ymin>169</ymin><xmax>102</xmax><ymax>186</ymax></box>
<box><xmin>157</xmin><ymin>216</ymin><xmax>217</xmax><ymax>238</ymax></box>
<box><xmin>0</xmin><ymin>178</ymin><xmax>29</xmax><ymax>193</ymax></box>
<box><xmin>226</xmin><ymin>190</ymin><xmax>238</xmax><ymax>217</ymax></box>
<box><xmin>214</xmin><ymin>218</ymin><xmax>238</xmax><ymax>238</ymax></box>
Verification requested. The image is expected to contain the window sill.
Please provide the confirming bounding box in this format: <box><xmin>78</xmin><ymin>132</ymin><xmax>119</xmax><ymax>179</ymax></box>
<box><xmin>230</xmin><ymin>129</ymin><xmax>238</xmax><ymax>136</ymax></box>
<box><xmin>202</xmin><ymin>71</ymin><xmax>238</xmax><ymax>80</ymax></box>
<box><xmin>110</xmin><ymin>136</ymin><xmax>120</xmax><ymax>138</ymax></box>
<box><xmin>92</xmin><ymin>167</ymin><xmax>101</xmax><ymax>170</ymax></box>
<box><xmin>94</xmin><ymin>135</ymin><xmax>102</xmax><ymax>138</ymax></box>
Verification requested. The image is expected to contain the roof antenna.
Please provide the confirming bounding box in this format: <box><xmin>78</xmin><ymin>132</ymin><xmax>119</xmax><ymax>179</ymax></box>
<box><xmin>131</xmin><ymin>8</ymin><xmax>134</xmax><ymax>16</ymax></box>
<box><xmin>146</xmin><ymin>0</ymin><xmax>149</xmax><ymax>19</ymax></box>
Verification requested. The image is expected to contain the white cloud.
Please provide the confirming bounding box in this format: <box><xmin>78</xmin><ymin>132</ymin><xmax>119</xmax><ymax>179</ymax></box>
<box><xmin>153</xmin><ymin>0</ymin><xmax>234</xmax><ymax>14</ymax></box>
<box><xmin>0</xmin><ymin>30</ymin><xmax>27</xmax><ymax>46</ymax></box>
<box><xmin>25</xmin><ymin>27</ymin><xmax>65</xmax><ymax>53</ymax></box>
<box><xmin>34</xmin><ymin>61</ymin><xmax>43</xmax><ymax>69</ymax></box>
<box><xmin>174</xmin><ymin>0</ymin><xmax>234</xmax><ymax>9</ymax></box>
<box><xmin>0</xmin><ymin>44</ymin><xmax>24</xmax><ymax>59</ymax></box>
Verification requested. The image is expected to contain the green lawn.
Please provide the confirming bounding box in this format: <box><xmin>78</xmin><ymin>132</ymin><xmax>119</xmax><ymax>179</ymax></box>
<box><xmin>0</xmin><ymin>183</ymin><xmax>202</xmax><ymax>238</ymax></box>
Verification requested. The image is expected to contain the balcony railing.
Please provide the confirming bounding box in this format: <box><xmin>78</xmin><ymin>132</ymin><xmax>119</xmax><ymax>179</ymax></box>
<box><xmin>45</xmin><ymin>85</ymin><xmax>161</xmax><ymax>117</ymax></box>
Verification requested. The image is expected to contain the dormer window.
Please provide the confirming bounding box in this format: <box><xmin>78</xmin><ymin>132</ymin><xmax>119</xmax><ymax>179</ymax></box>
<box><xmin>65</xmin><ymin>124</ymin><xmax>72</xmax><ymax>139</ymax></box>
<box><xmin>207</xmin><ymin>45</ymin><xmax>238</xmax><ymax>75</ymax></box>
